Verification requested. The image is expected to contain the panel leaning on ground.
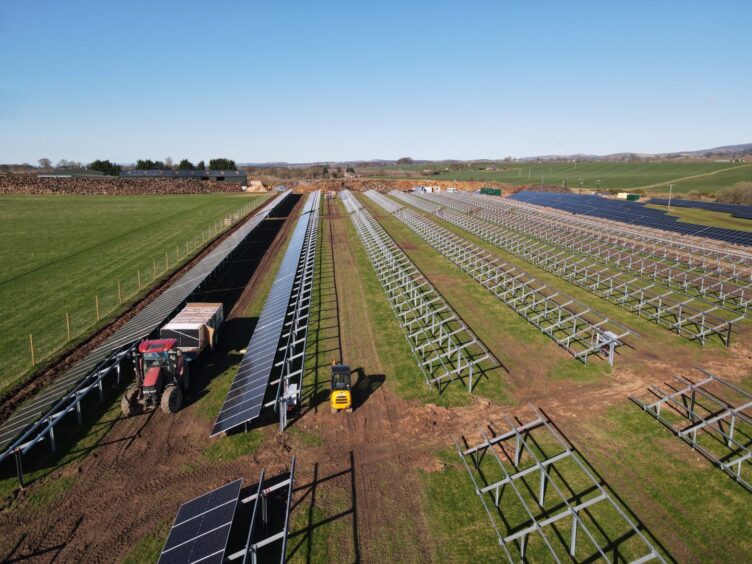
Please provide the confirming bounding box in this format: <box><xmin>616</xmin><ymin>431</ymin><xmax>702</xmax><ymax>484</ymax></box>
<box><xmin>211</xmin><ymin>192</ymin><xmax>320</xmax><ymax>436</ymax></box>
<box><xmin>367</xmin><ymin>190</ymin><xmax>633</xmax><ymax>366</ymax></box>
<box><xmin>0</xmin><ymin>191</ymin><xmax>291</xmax><ymax>481</ymax></box>
<box><xmin>340</xmin><ymin>190</ymin><xmax>496</xmax><ymax>392</ymax></box>
<box><xmin>398</xmin><ymin>191</ymin><xmax>739</xmax><ymax>346</ymax></box>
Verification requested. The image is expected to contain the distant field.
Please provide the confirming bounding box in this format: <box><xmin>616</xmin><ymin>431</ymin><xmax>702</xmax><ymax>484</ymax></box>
<box><xmin>0</xmin><ymin>193</ymin><xmax>267</xmax><ymax>393</ymax></box>
<box><xmin>366</xmin><ymin>162</ymin><xmax>752</xmax><ymax>194</ymax></box>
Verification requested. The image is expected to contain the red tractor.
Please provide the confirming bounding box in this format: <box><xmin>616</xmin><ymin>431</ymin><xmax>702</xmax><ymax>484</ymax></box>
<box><xmin>121</xmin><ymin>339</ymin><xmax>190</xmax><ymax>416</ymax></box>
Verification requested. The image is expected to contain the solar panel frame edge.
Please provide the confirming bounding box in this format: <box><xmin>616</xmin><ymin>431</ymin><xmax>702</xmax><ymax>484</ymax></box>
<box><xmin>210</xmin><ymin>193</ymin><xmax>317</xmax><ymax>436</ymax></box>
<box><xmin>158</xmin><ymin>478</ymin><xmax>242</xmax><ymax>564</ymax></box>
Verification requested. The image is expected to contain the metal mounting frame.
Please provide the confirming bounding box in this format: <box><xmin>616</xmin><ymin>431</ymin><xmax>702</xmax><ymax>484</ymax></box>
<box><xmin>457</xmin><ymin>407</ymin><xmax>664</xmax><ymax>563</ymax></box>
<box><xmin>367</xmin><ymin>191</ymin><xmax>632</xmax><ymax>365</ymax></box>
<box><xmin>227</xmin><ymin>457</ymin><xmax>297</xmax><ymax>564</ymax></box>
<box><xmin>630</xmin><ymin>368</ymin><xmax>752</xmax><ymax>493</ymax></box>
<box><xmin>271</xmin><ymin>192</ymin><xmax>320</xmax><ymax>431</ymax></box>
<box><xmin>392</xmin><ymin>191</ymin><xmax>737</xmax><ymax>346</ymax></box>
<box><xmin>341</xmin><ymin>191</ymin><xmax>495</xmax><ymax>392</ymax></box>
<box><xmin>433</xmin><ymin>192</ymin><xmax>752</xmax><ymax>313</ymax></box>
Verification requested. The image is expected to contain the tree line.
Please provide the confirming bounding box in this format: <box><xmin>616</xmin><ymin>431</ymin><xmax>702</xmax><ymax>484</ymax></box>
<box><xmin>33</xmin><ymin>157</ymin><xmax>238</xmax><ymax>176</ymax></box>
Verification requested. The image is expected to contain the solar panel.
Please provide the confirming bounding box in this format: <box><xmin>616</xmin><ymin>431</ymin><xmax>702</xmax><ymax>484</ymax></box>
<box><xmin>509</xmin><ymin>191</ymin><xmax>752</xmax><ymax>247</ymax></box>
<box><xmin>158</xmin><ymin>479</ymin><xmax>242</xmax><ymax>564</ymax></box>
<box><xmin>210</xmin><ymin>194</ymin><xmax>319</xmax><ymax>436</ymax></box>
<box><xmin>0</xmin><ymin>191</ymin><xmax>291</xmax><ymax>463</ymax></box>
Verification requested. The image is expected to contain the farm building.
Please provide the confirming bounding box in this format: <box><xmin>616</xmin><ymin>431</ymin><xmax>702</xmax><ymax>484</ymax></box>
<box><xmin>120</xmin><ymin>169</ymin><xmax>248</xmax><ymax>184</ymax></box>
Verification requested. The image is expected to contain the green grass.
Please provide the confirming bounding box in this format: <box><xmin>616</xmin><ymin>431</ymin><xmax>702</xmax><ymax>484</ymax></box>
<box><xmin>364</xmin><ymin>162</ymin><xmax>752</xmax><ymax>194</ymax></box>
<box><xmin>340</xmin><ymin>199</ymin><xmax>509</xmax><ymax>407</ymax></box>
<box><xmin>575</xmin><ymin>403</ymin><xmax>752</xmax><ymax>561</ymax></box>
<box><xmin>121</xmin><ymin>519</ymin><xmax>170</xmax><ymax>564</ymax></box>
<box><xmin>202</xmin><ymin>430</ymin><xmax>263</xmax><ymax>462</ymax></box>
<box><xmin>646</xmin><ymin>203</ymin><xmax>752</xmax><ymax>231</ymax></box>
<box><xmin>26</xmin><ymin>474</ymin><xmax>76</xmax><ymax>508</ymax></box>
<box><xmin>0</xmin><ymin>193</ymin><xmax>267</xmax><ymax>393</ymax></box>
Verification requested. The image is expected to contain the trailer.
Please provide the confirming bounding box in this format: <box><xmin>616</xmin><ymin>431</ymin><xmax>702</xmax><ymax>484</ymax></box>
<box><xmin>159</xmin><ymin>302</ymin><xmax>224</xmax><ymax>359</ymax></box>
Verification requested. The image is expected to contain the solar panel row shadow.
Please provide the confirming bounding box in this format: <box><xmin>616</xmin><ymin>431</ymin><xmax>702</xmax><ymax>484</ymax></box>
<box><xmin>0</xmin><ymin>192</ymin><xmax>291</xmax><ymax>461</ymax></box>
<box><xmin>210</xmin><ymin>193</ymin><xmax>319</xmax><ymax>436</ymax></box>
<box><xmin>649</xmin><ymin>197</ymin><xmax>752</xmax><ymax>220</ymax></box>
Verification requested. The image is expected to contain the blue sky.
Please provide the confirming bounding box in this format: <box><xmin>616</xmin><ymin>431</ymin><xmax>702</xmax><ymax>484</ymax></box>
<box><xmin>1</xmin><ymin>0</ymin><xmax>750</xmax><ymax>163</ymax></box>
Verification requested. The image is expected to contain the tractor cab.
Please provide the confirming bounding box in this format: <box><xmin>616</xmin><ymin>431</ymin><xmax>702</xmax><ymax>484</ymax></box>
<box><xmin>122</xmin><ymin>339</ymin><xmax>188</xmax><ymax>416</ymax></box>
<box><xmin>330</xmin><ymin>363</ymin><xmax>352</xmax><ymax>413</ymax></box>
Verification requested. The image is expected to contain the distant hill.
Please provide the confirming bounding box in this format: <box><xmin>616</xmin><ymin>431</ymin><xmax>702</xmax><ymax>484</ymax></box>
<box><xmin>238</xmin><ymin>143</ymin><xmax>752</xmax><ymax>168</ymax></box>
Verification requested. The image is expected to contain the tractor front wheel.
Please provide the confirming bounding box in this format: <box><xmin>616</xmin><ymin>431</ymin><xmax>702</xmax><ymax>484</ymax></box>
<box><xmin>121</xmin><ymin>385</ymin><xmax>140</xmax><ymax>417</ymax></box>
<box><xmin>161</xmin><ymin>385</ymin><xmax>183</xmax><ymax>414</ymax></box>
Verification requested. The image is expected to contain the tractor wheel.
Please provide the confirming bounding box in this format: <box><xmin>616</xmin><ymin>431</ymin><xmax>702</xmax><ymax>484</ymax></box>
<box><xmin>181</xmin><ymin>363</ymin><xmax>191</xmax><ymax>393</ymax></box>
<box><xmin>121</xmin><ymin>385</ymin><xmax>140</xmax><ymax>417</ymax></box>
<box><xmin>161</xmin><ymin>385</ymin><xmax>183</xmax><ymax>414</ymax></box>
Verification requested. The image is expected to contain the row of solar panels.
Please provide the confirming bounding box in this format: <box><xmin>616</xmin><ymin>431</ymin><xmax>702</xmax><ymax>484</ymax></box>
<box><xmin>508</xmin><ymin>191</ymin><xmax>752</xmax><ymax>247</ymax></box>
<box><xmin>210</xmin><ymin>192</ymin><xmax>320</xmax><ymax>437</ymax></box>
<box><xmin>159</xmin><ymin>458</ymin><xmax>295</xmax><ymax>564</ymax></box>
<box><xmin>0</xmin><ymin>192</ymin><xmax>291</xmax><ymax>461</ymax></box>
<box><xmin>648</xmin><ymin>198</ymin><xmax>752</xmax><ymax>220</ymax></box>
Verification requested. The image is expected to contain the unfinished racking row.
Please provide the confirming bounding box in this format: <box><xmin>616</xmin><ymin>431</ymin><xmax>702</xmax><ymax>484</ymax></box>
<box><xmin>340</xmin><ymin>190</ymin><xmax>495</xmax><ymax>392</ymax></box>
<box><xmin>457</xmin><ymin>407</ymin><xmax>664</xmax><ymax>562</ymax></box>
<box><xmin>367</xmin><ymin>191</ymin><xmax>632</xmax><ymax>365</ymax></box>
<box><xmin>393</xmin><ymin>192</ymin><xmax>736</xmax><ymax>346</ymax></box>
<box><xmin>630</xmin><ymin>369</ymin><xmax>752</xmax><ymax>492</ymax></box>
<box><xmin>433</xmin><ymin>192</ymin><xmax>751</xmax><ymax>313</ymax></box>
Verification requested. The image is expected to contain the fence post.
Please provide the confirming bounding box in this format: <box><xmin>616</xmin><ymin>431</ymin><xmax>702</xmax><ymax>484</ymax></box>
<box><xmin>66</xmin><ymin>312</ymin><xmax>71</xmax><ymax>341</ymax></box>
<box><xmin>165</xmin><ymin>251</ymin><xmax>169</xmax><ymax>271</ymax></box>
<box><xmin>118</xmin><ymin>281</ymin><xmax>122</xmax><ymax>305</ymax></box>
<box><xmin>95</xmin><ymin>295</ymin><xmax>100</xmax><ymax>321</ymax></box>
<box><xmin>138</xmin><ymin>269</ymin><xmax>142</xmax><ymax>290</ymax></box>
<box><xmin>176</xmin><ymin>242</ymin><xmax>180</xmax><ymax>261</ymax></box>
<box><xmin>153</xmin><ymin>259</ymin><xmax>156</xmax><ymax>279</ymax></box>
<box><xmin>29</xmin><ymin>333</ymin><xmax>35</xmax><ymax>366</ymax></box>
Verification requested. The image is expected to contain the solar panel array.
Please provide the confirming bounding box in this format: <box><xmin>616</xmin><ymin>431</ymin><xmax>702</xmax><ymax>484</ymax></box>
<box><xmin>158</xmin><ymin>479</ymin><xmax>242</xmax><ymax>564</ymax></box>
<box><xmin>0</xmin><ymin>191</ymin><xmax>290</xmax><ymax>467</ymax></box>
<box><xmin>211</xmin><ymin>193</ymin><xmax>320</xmax><ymax>436</ymax></box>
<box><xmin>649</xmin><ymin>198</ymin><xmax>752</xmax><ymax>220</ymax></box>
<box><xmin>509</xmin><ymin>191</ymin><xmax>752</xmax><ymax>247</ymax></box>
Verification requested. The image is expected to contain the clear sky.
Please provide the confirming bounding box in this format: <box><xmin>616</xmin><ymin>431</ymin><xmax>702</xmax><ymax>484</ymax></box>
<box><xmin>1</xmin><ymin>0</ymin><xmax>750</xmax><ymax>164</ymax></box>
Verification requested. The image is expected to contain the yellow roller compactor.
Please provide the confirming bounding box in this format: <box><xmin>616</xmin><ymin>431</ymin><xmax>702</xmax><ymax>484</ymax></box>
<box><xmin>329</xmin><ymin>362</ymin><xmax>352</xmax><ymax>413</ymax></box>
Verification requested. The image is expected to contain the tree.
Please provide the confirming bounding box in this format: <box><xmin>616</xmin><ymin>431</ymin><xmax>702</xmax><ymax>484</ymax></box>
<box><xmin>38</xmin><ymin>158</ymin><xmax>52</xmax><ymax>169</ymax></box>
<box><xmin>208</xmin><ymin>158</ymin><xmax>236</xmax><ymax>170</ymax></box>
<box><xmin>177</xmin><ymin>159</ymin><xmax>195</xmax><ymax>170</ymax></box>
<box><xmin>396</xmin><ymin>157</ymin><xmax>414</xmax><ymax>165</ymax></box>
<box><xmin>322</xmin><ymin>165</ymin><xmax>329</xmax><ymax>175</ymax></box>
<box><xmin>196</xmin><ymin>160</ymin><xmax>206</xmax><ymax>170</ymax></box>
<box><xmin>164</xmin><ymin>157</ymin><xmax>174</xmax><ymax>169</ymax></box>
<box><xmin>88</xmin><ymin>159</ymin><xmax>122</xmax><ymax>176</ymax></box>
<box><xmin>136</xmin><ymin>159</ymin><xmax>168</xmax><ymax>170</ymax></box>
<box><xmin>346</xmin><ymin>166</ymin><xmax>355</xmax><ymax>173</ymax></box>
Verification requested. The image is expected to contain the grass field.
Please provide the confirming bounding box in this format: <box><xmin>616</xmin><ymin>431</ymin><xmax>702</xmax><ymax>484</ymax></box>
<box><xmin>0</xmin><ymin>193</ymin><xmax>267</xmax><ymax>394</ymax></box>
<box><xmin>366</xmin><ymin>162</ymin><xmax>752</xmax><ymax>194</ymax></box>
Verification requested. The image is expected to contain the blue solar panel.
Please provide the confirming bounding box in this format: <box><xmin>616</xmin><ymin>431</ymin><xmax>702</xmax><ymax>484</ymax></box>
<box><xmin>509</xmin><ymin>191</ymin><xmax>752</xmax><ymax>247</ymax></box>
<box><xmin>159</xmin><ymin>479</ymin><xmax>242</xmax><ymax>564</ymax></box>
<box><xmin>649</xmin><ymin>198</ymin><xmax>752</xmax><ymax>220</ymax></box>
<box><xmin>210</xmin><ymin>194</ymin><xmax>319</xmax><ymax>436</ymax></box>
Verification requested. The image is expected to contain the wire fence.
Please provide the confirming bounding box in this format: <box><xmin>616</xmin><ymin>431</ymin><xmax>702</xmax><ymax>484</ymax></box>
<box><xmin>1</xmin><ymin>198</ymin><xmax>263</xmax><ymax>392</ymax></box>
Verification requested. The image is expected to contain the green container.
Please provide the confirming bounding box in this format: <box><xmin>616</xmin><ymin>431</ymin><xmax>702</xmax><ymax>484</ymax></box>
<box><xmin>626</xmin><ymin>194</ymin><xmax>640</xmax><ymax>201</ymax></box>
<box><xmin>480</xmin><ymin>187</ymin><xmax>502</xmax><ymax>196</ymax></box>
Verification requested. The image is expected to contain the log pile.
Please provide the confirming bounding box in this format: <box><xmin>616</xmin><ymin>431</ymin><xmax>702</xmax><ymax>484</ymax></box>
<box><xmin>0</xmin><ymin>176</ymin><xmax>244</xmax><ymax>195</ymax></box>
